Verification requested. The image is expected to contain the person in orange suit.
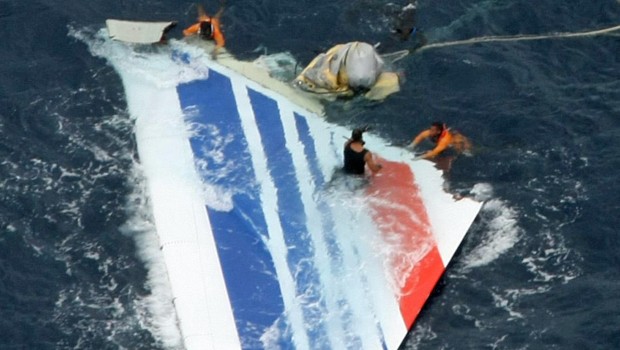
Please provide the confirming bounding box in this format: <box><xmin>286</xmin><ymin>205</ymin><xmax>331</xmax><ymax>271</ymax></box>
<box><xmin>409</xmin><ymin>121</ymin><xmax>471</xmax><ymax>159</ymax></box>
<box><xmin>183</xmin><ymin>4</ymin><xmax>225</xmax><ymax>57</ymax></box>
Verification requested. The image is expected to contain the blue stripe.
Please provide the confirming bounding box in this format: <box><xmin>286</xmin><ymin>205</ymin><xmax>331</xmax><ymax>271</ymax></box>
<box><xmin>293</xmin><ymin>114</ymin><xmax>364</xmax><ymax>346</ymax></box>
<box><xmin>292</xmin><ymin>114</ymin><xmax>346</xmax><ymax>269</ymax></box>
<box><xmin>248</xmin><ymin>89</ymin><xmax>330</xmax><ymax>347</ymax></box>
<box><xmin>176</xmin><ymin>71</ymin><xmax>290</xmax><ymax>348</ymax></box>
<box><xmin>292</xmin><ymin>114</ymin><xmax>327</xmax><ymax>189</ymax></box>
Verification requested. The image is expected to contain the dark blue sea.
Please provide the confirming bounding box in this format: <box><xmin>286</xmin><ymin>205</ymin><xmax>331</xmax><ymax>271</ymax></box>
<box><xmin>1</xmin><ymin>0</ymin><xmax>619</xmax><ymax>349</ymax></box>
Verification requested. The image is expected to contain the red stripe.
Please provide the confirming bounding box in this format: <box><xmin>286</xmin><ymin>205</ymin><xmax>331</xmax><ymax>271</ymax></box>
<box><xmin>367</xmin><ymin>158</ymin><xmax>446</xmax><ymax>328</ymax></box>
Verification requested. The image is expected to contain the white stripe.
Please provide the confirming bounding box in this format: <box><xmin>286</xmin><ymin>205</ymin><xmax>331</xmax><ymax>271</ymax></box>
<box><xmin>305</xmin><ymin>116</ymin><xmax>414</xmax><ymax>348</ymax></box>
<box><xmin>327</xmin><ymin>200</ymin><xmax>386</xmax><ymax>349</ymax></box>
<box><xmin>298</xmin><ymin>117</ymin><xmax>388</xmax><ymax>349</ymax></box>
<box><xmin>230</xmin><ymin>75</ymin><xmax>310</xmax><ymax>350</ymax></box>
<box><xmin>345</xmin><ymin>210</ymin><xmax>408</xmax><ymax>350</ymax></box>
<box><xmin>301</xmin><ymin>116</ymin><xmax>341</xmax><ymax>179</ymax></box>
<box><xmin>278</xmin><ymin>103</ymin><xmax>347</xmax><ymax>349</ymax></box>
<box><xmin>125</xmin><ymin>78</ymin><xmax>241</xmax><ymax>349</ymax></box>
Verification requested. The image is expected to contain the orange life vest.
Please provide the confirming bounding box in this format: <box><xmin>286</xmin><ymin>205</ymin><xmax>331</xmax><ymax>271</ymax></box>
<box><xmin>183</xmin><ymin>15</ymin><xmax>225</xmax><ymax>48</ymax></box>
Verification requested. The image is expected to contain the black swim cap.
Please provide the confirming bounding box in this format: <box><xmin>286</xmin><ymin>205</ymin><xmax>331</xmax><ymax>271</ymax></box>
<box><xmin>199</xmin><ymin>21</ymin><xmax>213</xmax><ymax>38</ymax></box>
<box><xmin>351</xmin><ymin>128</ymin><xmax>363</xmax><ymax>141</ymax></box>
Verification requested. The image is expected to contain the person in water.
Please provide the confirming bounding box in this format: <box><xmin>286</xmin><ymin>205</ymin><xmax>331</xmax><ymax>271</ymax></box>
<box><xmin>343</xmin><ymin>128</ymin><xmax>383</xmax><ymax>175</ymax></box>
<box><xmin>409</xmin><ymin>121</ymin><xmax>471</xmax><ymax>159</ymax></box>
<box><xmin>183</xmin><ymin>4</ymin><xmax>225</xmax><ymax>57</ymax></box>
<box><xmin>409</xmin><ymin>121</ymin><xmax>471</xmax><ymax>174</ymax></box>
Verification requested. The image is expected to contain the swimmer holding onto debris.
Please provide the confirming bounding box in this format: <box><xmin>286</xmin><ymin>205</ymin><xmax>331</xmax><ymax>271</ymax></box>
<box><xmin>183</xmin><ymin>4</ymin><xmax>225</xmax><ymax>58</ymax></box>
<box><xmin>344</xmin><ymin>127</ymin><xmax>383</xmax><ymax>175</ymax></box>
<box><xmin>409</xmin><ymin>121</ymin><xmax>471</xmax><ymax>159</ymax></box>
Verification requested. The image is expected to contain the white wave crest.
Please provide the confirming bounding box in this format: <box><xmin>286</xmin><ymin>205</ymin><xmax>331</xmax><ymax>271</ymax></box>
<box><xmin>252</xmin><ymin>52</ymin><xmax>300</xmax><ymax>82</ymax></box>
<box><xmin>120</xmin><ymin>163</ymin><xmax>184</xmax><ymax>349</ymax></box>
<box><xmin>460</xmin><ymin>183</ymin><xmax>521</xmax><ymax>269</ymax></box>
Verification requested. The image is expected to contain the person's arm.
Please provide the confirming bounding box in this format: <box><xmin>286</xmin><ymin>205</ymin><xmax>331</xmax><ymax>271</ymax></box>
<box><xmin>183</xmin><ymin>22</ymin><xmax>201</xmax><ymax>37</ymax></box>
<box><xmin>423</xmin><ymin>133</ymin><xmax>451</xmax><ymax>159</ymax></box>
<box><xmin>212</xmin><ymin>18</ymin><xmax>225</xmax><ymax>48</ymax></box>
<box><xmin>452</xmin><ymin>132</ymin><xmax>472</xmax><ymax>153</ymax></box>
<box><xmin>365</xmin><ymin>151</ymin><xmax>383</xmax><ymax>173</ymax></box>
<box><xmin>213</xmin><ymin>6</ymin><xmax>224</xmax><ymax>19</ymax></box>
<box><xmin>411</xmin><ymin>129</ymin><xmax>431</xmax><ymax>147</ymax></box>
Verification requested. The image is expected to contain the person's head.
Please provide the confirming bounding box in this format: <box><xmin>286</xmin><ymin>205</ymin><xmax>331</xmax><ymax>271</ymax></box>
<box><xmin>199</xmin><ymin>20</ymin><xmax>213</xmax><ymax>38</ymax></box>
<box><xmin>351</xmin><ymin>128</ymin><xmax>364</xmax><ymax>142</ymax></box>
<box><xmin>430</xmin><ymin>121</ymin><xmax>444</xmax><ymax>137</ymax></box>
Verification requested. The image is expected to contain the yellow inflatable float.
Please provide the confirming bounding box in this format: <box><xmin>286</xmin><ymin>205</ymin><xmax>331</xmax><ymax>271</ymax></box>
<box><xmin>293</xmin><ymin>42</ymin><xmax>403</xmax><ymax>101</ymax></box>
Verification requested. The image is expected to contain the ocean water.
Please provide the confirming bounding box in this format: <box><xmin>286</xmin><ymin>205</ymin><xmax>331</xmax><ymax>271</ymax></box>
<box><xmin>1</xmin><ymin>0</ymin><xmax>619</xmax><ymax>349</ymax></box>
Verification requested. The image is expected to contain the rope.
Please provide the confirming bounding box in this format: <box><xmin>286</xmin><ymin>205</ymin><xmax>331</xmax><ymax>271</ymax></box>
<box><xmin>415</xmin><ymin>23</ymin><xmax>620</xmax><ymax>53</ymax></box>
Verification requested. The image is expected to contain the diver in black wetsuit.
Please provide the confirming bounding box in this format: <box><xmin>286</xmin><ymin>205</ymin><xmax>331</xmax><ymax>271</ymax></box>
<box><xmin>343</xmin><ymin>128</ymin><xmax>383</xmax><ymax>175</ymax></box>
